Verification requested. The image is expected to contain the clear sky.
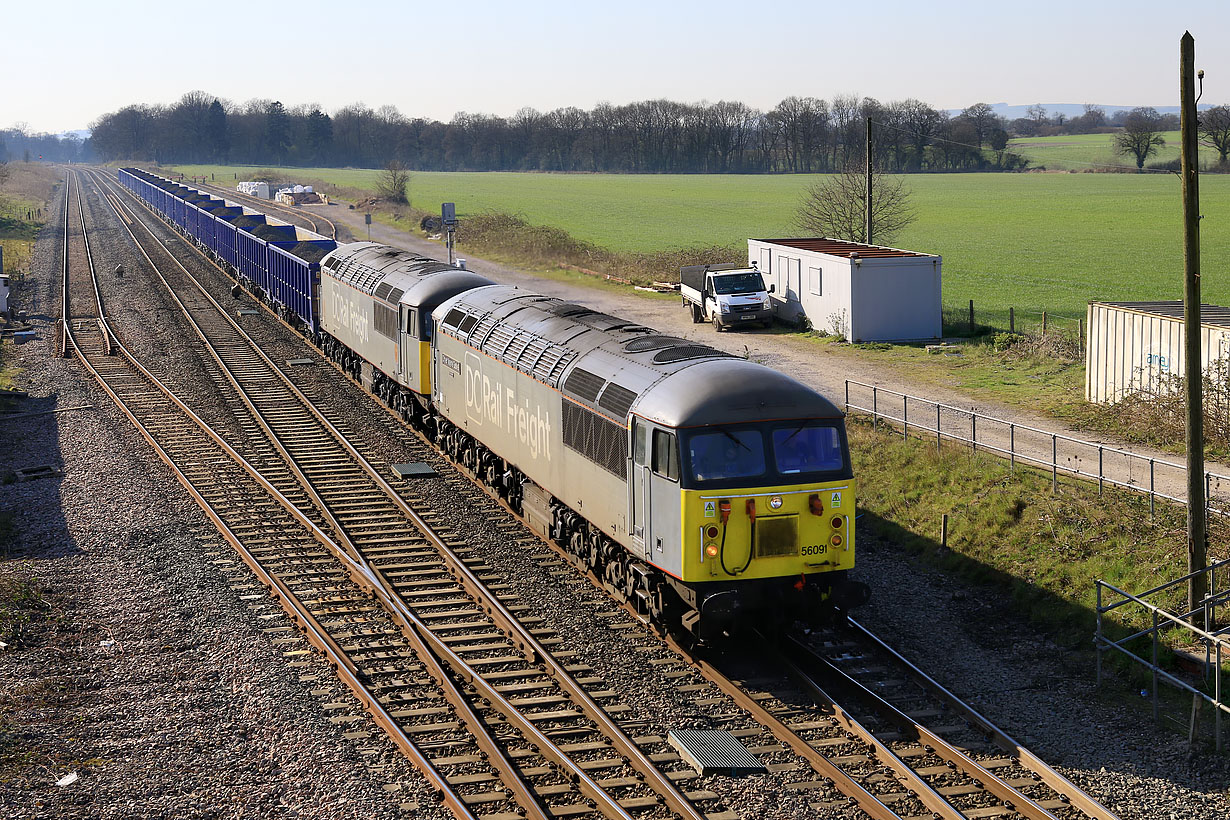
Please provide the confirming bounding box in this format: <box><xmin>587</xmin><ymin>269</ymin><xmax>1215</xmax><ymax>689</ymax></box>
<box><xmin>6</xmin><ymin>0</ymin><xmax>1230</xmax><ymax>134</ymax></box>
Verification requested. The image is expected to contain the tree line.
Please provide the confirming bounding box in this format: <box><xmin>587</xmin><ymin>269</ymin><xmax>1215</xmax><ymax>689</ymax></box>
<box><xmin>11</xmin><ymin>92</ymin><xmax>1230</xmax><ymax>173</ymax></box>
<box><xmin>86</xmin><ymin>92</ymin><xmax>1031</xmax><ymax>172</ymax></box>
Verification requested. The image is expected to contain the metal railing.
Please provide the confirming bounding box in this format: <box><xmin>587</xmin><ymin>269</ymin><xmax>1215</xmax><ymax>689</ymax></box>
<box><xmin>844</xmin><ymin>380</ymin><xmax>1230</xmax><ymax>519</ymax></box>
<box><xmin>1095</xmin><ymin>559</ymin><xmax>1230</xmax><ymax>751</ymax></box>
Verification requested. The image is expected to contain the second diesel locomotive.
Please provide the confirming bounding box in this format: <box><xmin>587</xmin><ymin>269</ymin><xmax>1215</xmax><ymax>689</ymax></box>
<box><xmin>117</xmin><ymin>169</ymin><xmax>869</xmax><ymax>640</ymax></box>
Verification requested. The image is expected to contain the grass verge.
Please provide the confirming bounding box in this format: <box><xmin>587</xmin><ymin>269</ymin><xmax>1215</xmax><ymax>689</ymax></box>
<box><xmin>849</xmin><ymin>414</ymin><xmax>1227</xmax><ymax>690</ymax></box>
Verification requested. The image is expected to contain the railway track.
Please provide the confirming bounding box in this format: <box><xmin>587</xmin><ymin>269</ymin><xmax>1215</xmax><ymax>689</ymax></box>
<box><xmin>87</xmin><ymin>165</ymin><xmax>1126</xmax><ymax>820</ymax></box>
<box><xmin>78</xmin><ymin>168</ymin><xmax>722</xmax><ymax>820</ymax></box>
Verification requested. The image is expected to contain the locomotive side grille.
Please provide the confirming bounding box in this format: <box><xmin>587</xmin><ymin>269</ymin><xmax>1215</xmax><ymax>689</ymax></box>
<box><xmin>441</xmin><ymin>308</ymin><xmax>466</xmax><ymax>328</ymax></box>
<box><xmin>755</xmin><ymin>516</ymin><xmax>798</xmax><ymax>558</ymax></box>
<box><xmin>563</xmin><ymin>368</ymin><xmax>606</xmax><ymax>402</ymax></box>
<box><xmin>373</xmin><ymin>303</ymin><xmax>398</xmax><ymax>340</ymax></box>
<box><xmin>562</xmin><ymin>400</ymin><xmax>628</xmax><ymax>479</ymax></box>
<box><xmin>597</xmin><ymin>383</ymin><xmax>637</xmax><ymax>419</ymax></box>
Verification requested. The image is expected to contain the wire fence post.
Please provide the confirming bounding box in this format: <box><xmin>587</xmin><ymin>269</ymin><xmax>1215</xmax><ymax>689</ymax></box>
<box><xmin>1010</xmin><ymin>306</ymin><xmax>1015</xmax><ymax>334</ymax></box>
<box><xmin>1206</xmin><ymin>472</ymin><xmax>1212</xmax><ymax>531</ymax></box>
<box><xmin>1051</xmin><ymin>434</ymin><xmax>1058</xmax><ymax>493</ymax></box>
<box><xmin>1152</xmin><ymin>609</ymin><xmax>1160</xmax><ymax>722</ymax></box>
<box><xmin>971</xmin><ymin>413</ymin><xmax>977</xmax><ymax>454</ymax></box>
<box><xmin>872</xmin><ymin>387</ymin><xmax>878</xmax><ymax>433</ymax></box>
<box><xmin>1217</xmin><ymin>642</ymin><xmax>1223</xmax><ymax>752</ymax></box>
<box><xmin>903</xmin><ymin>396</ymin><xmax>908</xmax><ymax>440</ymax></box>
<box><xmin>1098</xmin><ymin>447</ymin><xmax>1104</xmax><ymax>497</ymax></box>
<box><xmin>1150</xmin><ymin>459</ymin><xmax>1156</xmax><ymax>518</ymax></box>
<box><xmin>936</xmin><ymin>403</ymin><xmax>941</xmax><ymax>453</ymax></box>
<box><xmin>1095</xmin><ymin>582</ymin><xmax>1103</xmax><ymax>686</ymax></box>
<box><xmin>1009</xmin><ymin>424</ymin><xmax>1015</xmax><ymax>473</ymax></box>
<box><xmin>844</xmin><ymin>380</ymin><xmax>849</xmax><ymax>415</ymax></box>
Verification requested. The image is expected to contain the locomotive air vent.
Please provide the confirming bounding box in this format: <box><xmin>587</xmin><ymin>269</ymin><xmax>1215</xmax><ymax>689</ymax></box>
<box><xmin>386</xmin><ymin>288</ymin><xmax>404</xmax><ymax>304</ymax></box>
<box><xmin>624</xmin><ymin>335</ymin><xmax>688</xmax><ymax>353</ymax></box>
<box><xmin>442</xmin><ymin>308</ymin><xmax>466</xmax><ymax>328</ymax></box>
<box><xmin>563</xmin><ymin>368</ymin><xmax>606</xmax><ymax>402</ymax></box>
<box><xmin>652</xmin><ymin>345</ymin><xmax>735</xmax><ymax>364</ymax></box>
<box><xmin>548</xmin><ymin>303</ymin><xmax>595</xmax><ymax>318</ymax></box>
<box><xmin>457</xmin><ymin>314</ymin><xmax>479</xmax><ymax>334</ymax></box>
<box><xmin>597</xmin><ymin>383</ymin><xmax>637</xmax><ymax>419</ymax></box>
<box><xmin>374</xmin><ymin>282</ymin><xmax>394</xmax><ymax>302</ymax></box>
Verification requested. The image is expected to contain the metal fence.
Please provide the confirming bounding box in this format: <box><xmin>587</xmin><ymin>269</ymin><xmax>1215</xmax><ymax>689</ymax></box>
<box><xmin>1095</xmin><ymin>559</ymin><xmax>1230</xmax><ymax>751</ymax></box>
<box><xmin>844</xmin><ymin>380</ymin><xmax>1230</xmax><ymax>518</ymax></box>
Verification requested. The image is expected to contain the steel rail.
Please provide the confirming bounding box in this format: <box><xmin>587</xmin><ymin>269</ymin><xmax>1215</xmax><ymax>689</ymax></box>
<box><xmin>779</xmin><ymin>633</ymin><xmax>1062</xmax><ymax>820</ymax></box>
<box><xmin>663</xmin><ymin>634</ymin><xmax>904</xmax><ymax>820</ymax></box>
<box><xmin>98</xmin><ymin>168</ymin><xmax>706</xmax><ymax>820</ymax></box>
<box><xmin>91</xmin><ymin>169</ymin><xmax>669</xmax><ymax>820</ymax></box>
<box><xmin>67</xmin><ymin>171</ymin><xmax>538</xmax><ymax>820</ymax></box>
<box><xmin>94</xmin><ymin>174</ymin><xmax>627</xmax><ymax>820</ymax></box>
<box><xmin>846</xmin><ymin>617</ymin><xmax>1122</xmax><ymax>820</ymax></box>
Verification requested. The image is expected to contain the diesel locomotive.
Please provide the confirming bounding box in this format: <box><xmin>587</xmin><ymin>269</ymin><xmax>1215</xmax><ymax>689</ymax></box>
<box><xmin>117</xmin><ymin>168</ymin><xmax>869</xmax><ymax>640</ymax></box>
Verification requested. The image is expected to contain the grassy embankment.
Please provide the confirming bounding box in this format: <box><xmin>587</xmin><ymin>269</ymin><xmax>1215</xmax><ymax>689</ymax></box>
<box><xmin>0</xmin><ymin>163</ymin><xmax>59</xmax><ymax>396</ymax></box>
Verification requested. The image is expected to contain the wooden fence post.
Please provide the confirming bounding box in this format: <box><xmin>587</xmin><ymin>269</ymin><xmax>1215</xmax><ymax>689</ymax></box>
<box><xmin>968</xmin><ymin>300</ymin><xmax>974</xmax><ymax>334</ymax></box>
<box><xmin>1042</xmin><ymin>311</ymin><xmax>1048</xmax><ymax>335</ymax></box>
<box><xmin>1010</xmin><ymin>307</ymin><xmax>1015</xmax><ymax>334</ymax></box>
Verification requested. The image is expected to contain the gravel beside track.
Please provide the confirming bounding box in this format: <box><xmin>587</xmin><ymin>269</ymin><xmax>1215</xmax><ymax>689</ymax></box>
<box><xmin>0</xmin><ymin>174</ymin><xmax>441</xmax><ymax>820</ymax></box>
<box><xmin>3</xmin><ymin>167</ymin><xmax>1228</xmax><ymax>820</ymax></box>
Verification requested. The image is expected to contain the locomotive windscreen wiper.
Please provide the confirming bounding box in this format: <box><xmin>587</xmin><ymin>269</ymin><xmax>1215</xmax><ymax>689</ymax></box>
<box><xmin>717</xmin><ymin>427</ymin><xmax>751</xmax><ymax>452</ymax></box>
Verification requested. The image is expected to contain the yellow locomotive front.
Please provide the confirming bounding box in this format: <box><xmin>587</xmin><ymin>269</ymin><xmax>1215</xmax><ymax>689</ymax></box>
<box><xmin>670</xmin><ymin>419</ymin><xmax>865</xmax><ymax>636</ymax></box>
<box><xmin>628</xmin><ymin>360</ymin><xmax>869</xmax><ymax>640</ymax></box>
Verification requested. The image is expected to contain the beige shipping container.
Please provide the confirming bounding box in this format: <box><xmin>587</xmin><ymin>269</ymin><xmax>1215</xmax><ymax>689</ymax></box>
<box><xmin>1085</xmin><ymin>301</ymin><xmax>1230</xmax><ymax>404</ymax></box>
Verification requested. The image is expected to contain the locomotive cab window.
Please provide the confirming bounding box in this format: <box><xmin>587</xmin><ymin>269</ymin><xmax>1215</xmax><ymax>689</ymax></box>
<box><xmin>651</xmin><ymin>429</ymin><xmax>679</xmax><ymax>481</ymax></box>
<box><xmin>687</xmin><ymin>429</ymin><xmax>765</xmax><ymax>483</ymax></box>
<box><xmin>682</xmin><ymin>421</ymin><xmax>849</xmax><ymax>489</ymax></box>
<box><xmin>773</xmin><ymin>423</ymin><xmax>844</xmax><ymax>474</ymax></box>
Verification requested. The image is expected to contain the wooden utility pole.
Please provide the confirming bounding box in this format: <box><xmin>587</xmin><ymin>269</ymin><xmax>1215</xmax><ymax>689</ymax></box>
<box><xmin>865</xmin><ymin>117</ymin><xmax>873</xmax><ymax>244</ymax></box>
<box><xmin>1181</xmin><ymin>31</ymin><xmax>1207</xmax><ymax>620</ymax></box>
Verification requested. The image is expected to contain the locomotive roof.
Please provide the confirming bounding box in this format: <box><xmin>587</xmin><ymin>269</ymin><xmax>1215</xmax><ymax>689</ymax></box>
<box><xmin>321</xmin><ymin>242</ymin><xmax>495</xmax><ymax>306</ymax></box>
<box><xmin>436</xmin><ymin>285</ymin><xmax>841</xmax><ymax>427</ymax></box>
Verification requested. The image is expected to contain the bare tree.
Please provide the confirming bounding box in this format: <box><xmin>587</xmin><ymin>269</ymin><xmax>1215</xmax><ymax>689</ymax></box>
<box><xmin>376</xmin><ymin>160</ymin><xmax>410</xmax><ymax>204</ymax></box>
<box><xmin>795</xmin><ymin>165</ymin><xmax>915</xmax><ymax>245</ymax></box>
<box><xmin>1199</xmin><ymin>105</ymin><xmax>1230</xmax><ymax>165</ymax></box>
<box><xmin>1114</xmin><ymin>107</ymin><xmax>1166</xmax><ymax>170</ymax></box>
<box><xmin>961</xmin><ymin>102</ymin><xmax>999</xmax><ymax>148</ymax></box>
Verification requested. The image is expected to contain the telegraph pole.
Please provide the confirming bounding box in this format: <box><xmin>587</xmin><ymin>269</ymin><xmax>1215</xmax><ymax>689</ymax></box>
<box><xmin>1181</xmin><ymin>31</ymin><xmax>1207</xmax><ymax>621</ymax></box>
<box><xmin>865</xmin><ymin>117</ymin><xmax>873</xmax><ymax>244</ymax></box>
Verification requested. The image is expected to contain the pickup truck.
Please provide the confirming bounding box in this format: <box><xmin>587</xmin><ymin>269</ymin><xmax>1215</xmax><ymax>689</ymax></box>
<box><xmin>679</xmin><ymin>263</ymin><xmax>775</xmax><ymax>331</ymax></box>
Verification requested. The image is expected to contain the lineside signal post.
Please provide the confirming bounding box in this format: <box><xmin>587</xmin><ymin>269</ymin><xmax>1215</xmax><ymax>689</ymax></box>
<box><xmin>443</xmin><ymin>202</ymin><xmax>457</xmax><ymax>266</ymax></box>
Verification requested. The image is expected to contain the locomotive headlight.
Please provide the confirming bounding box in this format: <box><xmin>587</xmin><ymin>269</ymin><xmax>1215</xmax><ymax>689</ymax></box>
<box><xmin>705</xmin><ymin>544</ymin><xmax>719</xmax><ymax>557</ymax></box>
<box><xmin>705</xmin><ymin>525</ymin><xmax>719</xmax><ymax>540</ymax></box>
<box><xmin>830</xmin><ymin>515</ymin><xmax>844</xmax><ymax>530</ymax></box>
<box><xmin>830</xmin><ymin>534</ymin><xmax>843</xmax><ymax>547</ymax></box>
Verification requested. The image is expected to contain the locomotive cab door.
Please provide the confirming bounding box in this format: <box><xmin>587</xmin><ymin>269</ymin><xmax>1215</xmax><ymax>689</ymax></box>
<box><xmin>630</xmin><ymin>419</ymin><xmax>650</xmax><ymax>558</ymax></box>
<box><xmin>399</xmin><ymin>306</ymin><xmax>416</xmax><ymax>386</ymax></box>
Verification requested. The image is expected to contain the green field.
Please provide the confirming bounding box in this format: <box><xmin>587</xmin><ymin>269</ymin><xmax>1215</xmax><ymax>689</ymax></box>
<box><xmin>171</xmin><ymin>164</ymin><xmax>1230</xmax><ymax>330</ymax></box>
<box><xmin>1007</xmin><ymin>131</ymin><xmax>1222</xmax><ymax>171</ymax></box>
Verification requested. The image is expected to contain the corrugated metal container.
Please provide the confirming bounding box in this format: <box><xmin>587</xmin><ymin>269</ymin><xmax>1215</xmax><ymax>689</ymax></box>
<box><xmin>1085</xmin><ymin>301</ymin><xmax>1230</xmax><ymax>403</ymax></box>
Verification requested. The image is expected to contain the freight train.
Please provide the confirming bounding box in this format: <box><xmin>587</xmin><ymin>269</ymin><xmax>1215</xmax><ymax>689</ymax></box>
<box><xmin>118</xmin><ymin>167</ymin><xmax>869</xmax><ymax>640</ymax></box>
